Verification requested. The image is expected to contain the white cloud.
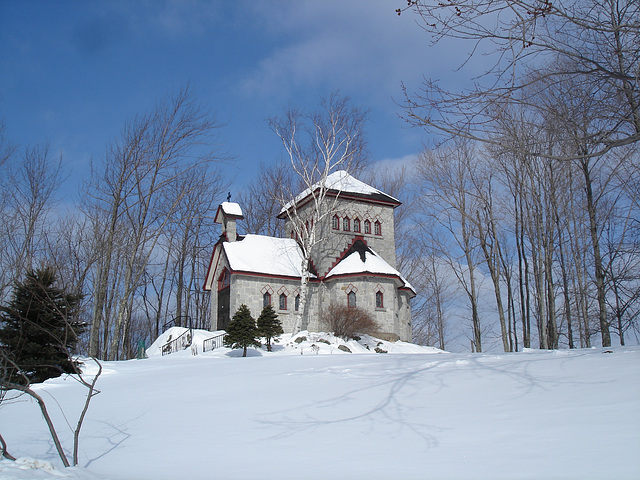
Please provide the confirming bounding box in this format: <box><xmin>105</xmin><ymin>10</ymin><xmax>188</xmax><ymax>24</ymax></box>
<box><xmin>371</xmin><ymin>153</ymin><xmax>419</xmax><ymax>172</ymax></box>
<box><xmin>239</xmin><ymin>0</ymin><xmax>449</xmax><ymax>105</ymax></box>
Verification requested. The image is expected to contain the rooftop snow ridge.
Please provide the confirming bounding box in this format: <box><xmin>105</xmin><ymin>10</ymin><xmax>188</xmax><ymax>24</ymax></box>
<box><xmin>279</xmin><ymin>170</ymin><xmax>400</xmax><ymax>215</ymax></box>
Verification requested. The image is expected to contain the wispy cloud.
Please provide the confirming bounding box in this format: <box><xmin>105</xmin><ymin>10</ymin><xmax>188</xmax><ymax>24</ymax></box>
<box><xmin>238</xmin><ymin>1</ymin><xmax>441</xmax><ymax>104</ymax></box>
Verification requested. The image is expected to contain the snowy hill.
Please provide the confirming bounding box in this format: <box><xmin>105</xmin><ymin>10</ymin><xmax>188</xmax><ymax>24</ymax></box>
<box><xmin>146</xmin><ymin>327</ymin><xmax>444</xmax><ymax>357</ymax></box>
<box><xmin>1</xmin><ymin>337</ymin><xmax>638</xmax><ymax>480</ymax></box>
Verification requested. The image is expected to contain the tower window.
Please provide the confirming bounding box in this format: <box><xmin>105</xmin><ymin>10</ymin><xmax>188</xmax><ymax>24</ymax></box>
<box><xmin>295</xmin><ymin>294</ymin><xmax>300</xmax><ymax>311</ymax></box>
<box><xmin>332</xmin><ymin>215</ymin><xmax>340</xmax><ymax>230</ymax></box>
<box><xmin>354</xmin><ymin>218</ymin><xmax>361</xmax><ymax>233</ymax></box>
<box><xmin>263</xmin><ymin>292</ymin><xmax>272</xmax><ymax>307</ymax></box>
<box><xmin>374</xmin><ymin>220</ymin><xmax>382</xmax><ymax>236</ymax></box>
<box><xmin>343</xmin><ymin>217</ymin><xmax>350</xmax><ymax>231</ymax></box>
<box><xmin>364</xmin><ymin>220</ymin><xmax>371</xmax><ymax>235</ymax></box>
<box><xmin>279</xmin><ymin>293</ymin><xmax>287</xmax><ymax>310</ymax></box>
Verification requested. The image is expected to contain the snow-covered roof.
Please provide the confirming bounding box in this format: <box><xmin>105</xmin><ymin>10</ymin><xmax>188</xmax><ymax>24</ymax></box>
<box><xmin>221</xmin><ymin>202</ymin><xmax>243</xmax><ymax>217</ymax></box>
<box><xmin>215</xmin><ymin>202</ymin><xmax>244</xmax><ymax>224</ymax></box>
<box><xmin>223</xmin><ymin>234</ymin><xmax>310</xmax><ymax>278</ymax></box>
<box><xmin>326</xmin><ymin>246</ymin><xmax>415</xmax><ymax>294</ymax></box>
<box><xmin>279</xmin><ymin>170</ymin><xmax>400</xmax><ymax>215</ymax></box>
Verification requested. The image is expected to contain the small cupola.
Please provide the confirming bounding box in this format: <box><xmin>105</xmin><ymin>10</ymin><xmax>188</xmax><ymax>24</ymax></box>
<box><xmin>214</xmin><ymin>202</ymin><xmax>244</xmax><ymax>242</ymax></box>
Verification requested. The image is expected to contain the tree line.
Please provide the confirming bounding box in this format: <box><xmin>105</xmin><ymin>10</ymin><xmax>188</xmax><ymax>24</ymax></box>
<box><xmin>398</xmin><ymin>0</ymin><xmax>639</xmax><ymax>350</ymax></box>
<box><xmin>1</xmin><ymin>0</ymin><xmax>638</xmax><ymax>357</ymax></box>
<box><xmin>0</xmin><ymin>88</ymin><xmax>228</xmax><ymax>361</ymax></box>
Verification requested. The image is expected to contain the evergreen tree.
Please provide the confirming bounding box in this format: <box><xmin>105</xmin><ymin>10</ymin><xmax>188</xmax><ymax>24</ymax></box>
<box><xmin>223</xmin><ymin>304</ymin><xmax>260</xmax><ymax>357</ymax></box>
<box><xmin>0</xmin><ymin>267</ymin><xmax>83</xmax><ymax>384</ymax></box>
<box><xmin>257</xmin><ymin>304</ymin><xmax>283</xmax><ymax>352</ymax></box>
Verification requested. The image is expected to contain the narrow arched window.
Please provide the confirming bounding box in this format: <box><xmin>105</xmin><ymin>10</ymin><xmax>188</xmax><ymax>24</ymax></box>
<box><xmin>364</xmin><ymin>219</ymin><xmax>371</xmax><ymax>235</ymax></box>
<box><xmin>343</xmin><ymin>217</ymin><xmax>350</xmax><ymax>231</ymax></box>
<box><xmin>374</xmin><ymin>220</ymin><xmax>382</xmax><ymax>235</ymax></box>
<box><xmin>347</xmin><ymin>291</ymin><xmax>356</xmax><ymax>308</ymax></box>
<box><xmin>263</xmin><ymin>292</ymin><xmax>271</xmax><ymax>307</ymax></box>
<box><xmin>295</xmin><ymin>294</ymin><xmax>300</xmax><ymax>311</ymax></box>
<box><xmin>218</xmin><ymin>268</ymin><xmax>230</xmax><ymax>291</ymax></box>
<box><xmin>375</xmin><ymin>291</ymin><xmax>384</xmax><ymax>308</ymax></box>
<box><xmin>332</xmin><ymin>215</ymin><xmax>340</xmax><ymax>230</ymax></box>
<box><xmin>279</xmin><ymin>293</ymin><xmax>287</xmax><ymax>310</ymax></box>
<box><xmin>353</xmin><ymin>218</ymin><xmax>361</xmax><ymax>233</ymax></box>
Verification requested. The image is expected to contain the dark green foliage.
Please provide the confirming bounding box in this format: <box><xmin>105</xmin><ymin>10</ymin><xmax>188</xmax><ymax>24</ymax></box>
<box><xmin>224</xmin><ymin>304</ymin><xmax>260</xmax><ymax>357</ymax></box>
<box><xmin>0</xmin><ymin>267</ymin><xmax>83</xmax><ymax>385</ymax></box>
<box><xmin>257</xmin><ymin>304</ymin><xmax>283</xmax><ymax>352</ymax></box>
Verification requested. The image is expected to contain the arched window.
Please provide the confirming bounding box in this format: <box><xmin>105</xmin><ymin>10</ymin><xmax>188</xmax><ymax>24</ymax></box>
<box><xmin>263</xmin><ymin>292</ymin><xmax>271</xmax><ymax>307</ymax></box>
<box><xmin>218</xmin><ymin>268</ymin><xmax>230</xmax><ymax>291</ymax></box>
<box><xmin>375</xmin><ymin>291</ymin><xmax>384</xmax><ymax>309</ymax></box>
<box><xmin>332</xmin><ymin>215</ymin><xmax>340</xmax><ymax>230</ymax></box>
<box><xmin>279</xmin><ymin>293</ymin><xmax>287</xmax><ymax>310</ymax></box>
<box><xmin>353</xmin><ymin>218</ymin><xmax>361</xmax><ymax>233</ymax></box>
<box><xmin>364</xmin><ymin>219</ymin><xmax>371</xmax><ymax>235</ymax></box>
<box><xmin>347</xmin><ymin>291</ymin><xmax>356</xmax><ymax>308</ymax></box>
<box><xmin>343</xmin><ymin>216</ymin><xmax>350</xmax><ymax>231</ymax></box>
<box><xmin>295</xmin><ymin>294</ymin><xmax>300</xmax><ymax>311</ymax></box>
<box><xmin>374</xmin><ymin>220</ymin><xmax>382</xmax><ymax>236</ymax></box>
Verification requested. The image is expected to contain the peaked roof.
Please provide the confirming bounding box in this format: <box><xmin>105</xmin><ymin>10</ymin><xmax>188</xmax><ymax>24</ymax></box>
<box><xmin>214</xmin><ymin>202</ymin><xmax>244</xmax><ymax>223</ymax></box>
<box><xmin>278</xmin><ymin>170</ymin><xmax>400</xmax><ymax>217</ymax></box>
<box><xmin>326</xmin><ymin>240</ymin><xmax>415</xmax><ymax>295</ymax></box>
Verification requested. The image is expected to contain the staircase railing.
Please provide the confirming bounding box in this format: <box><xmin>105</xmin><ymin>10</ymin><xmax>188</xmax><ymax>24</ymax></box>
<box><xmin>161</xmin><ymin>330</ymin><xmax>192</xmax><ymax>356</ymax></box>
<box><xmin>202</xmin><ymin>332</ymin><xmax>226</xmax><ymax>352</ymax></box>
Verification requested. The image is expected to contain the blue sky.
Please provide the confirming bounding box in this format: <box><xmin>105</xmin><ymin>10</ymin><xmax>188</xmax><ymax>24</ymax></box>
<box><xmin>0</xmin><ymin>1</ymin><xmax>470</xmax><ymax>198</ymax></box>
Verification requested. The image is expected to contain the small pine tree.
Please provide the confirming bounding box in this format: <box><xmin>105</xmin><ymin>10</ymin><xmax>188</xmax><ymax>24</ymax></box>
<box><xmin>257</xmin><ymin>304</ymin><xmax>283</xmax><ymax>352</ymax></box>
<box><xmin>224</xmin><ymin>304</ymin><xmax>260</xmax><ymax>357</ymax></box>
<box><xmin>0</xmin><ymin>267</ymin><xmax>83</xmax><ymax>384</ymax></box>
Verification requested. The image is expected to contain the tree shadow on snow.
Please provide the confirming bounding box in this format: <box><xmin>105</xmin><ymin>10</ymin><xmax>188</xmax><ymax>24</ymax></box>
<box><xmin>225</xmin><ymin>348</ymin><xmax>263</xmax><ymax>358</ymax></box>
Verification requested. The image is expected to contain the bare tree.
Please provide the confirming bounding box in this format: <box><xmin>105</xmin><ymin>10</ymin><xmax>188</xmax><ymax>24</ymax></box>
<box><xmin>401</xmin><ymin>0</ymin><xmax>639</xmax><ymax>159</ymax></box>
<box><xmin>0</xmin><ymin>142</ymin><xmax>64</xmax><ymax>300</ymax></box>
<box><xmin>1</xmin><ymin>350</ymin><xmax>102</xmax><ymax>467</ymax></box>
<box><xmin>238</xmin><ymin>161</ymin><xmax>293</xmax><ymax>237</ymax></box>
<box><xmin>270</xmin><ymin>92</ymin><xmax>369</xmax><ymax>333</ymax></box>
<box><xmin>400</xmin><ymin>0</ymin><xmax>639</xmax><ymax>347</ymax></box>
<box><xmin>416</xmin><ymin>141</ymin><xmax>484</xmax><ymax>351</ymax></box>
<box><xmin>83</xmin><ymin>87</ymin><xmax>225</xmax><ymax>360</ymax></box>
<box><xmin>0</xmin><ymin>268</ymin><xmax>101</xmax><ymax>467</ymax></box>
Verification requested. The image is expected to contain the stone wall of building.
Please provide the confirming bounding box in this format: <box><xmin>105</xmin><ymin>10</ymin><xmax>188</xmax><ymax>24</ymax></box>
<box><xmin>228</xmin><ymin>275</ymin><xmax>315</xmax><ymax>333</ymax></box>
<box><xmin>321</xmin><ymin>277</ymin><xmax>411</xmax><ymax>342</ymax></box>
<box><xmin>284</xmin><ymin>197</ymin><xmax>397</xmax><ymax>277</ymax></box>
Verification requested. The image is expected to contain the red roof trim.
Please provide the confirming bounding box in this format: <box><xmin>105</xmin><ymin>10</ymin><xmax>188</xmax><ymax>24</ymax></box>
<box><xmin>326</xmin><ymin>236</ymin><xmax>367</xmax><ymax>275</ymax></box>
<box><xmin>277</xmin><ymin>189</ymin><xmax>400</xmax><ymax>219</ymax></box>
<box><xmin>203</xmin><ymin>240</ymin><xmax>224</xmax><ymax>291</ymax></box>
<box><xmin>229</xmin><ymin>270</ymin><xmax>320</xmax><ymax>283</ymax></box>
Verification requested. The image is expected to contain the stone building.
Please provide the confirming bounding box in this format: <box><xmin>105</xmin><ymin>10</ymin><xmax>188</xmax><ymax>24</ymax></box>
<box><xmin>203</xmin><ymin>171</ymin><xmax>415</xmax><ymax>341</ymax></box>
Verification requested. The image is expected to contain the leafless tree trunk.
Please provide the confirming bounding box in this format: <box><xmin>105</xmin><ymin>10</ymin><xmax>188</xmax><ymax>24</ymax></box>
<box><xmin>83</xmin><ymin>87</ymin><xmax>225</xmax><ymax>359</ymax></box>
<box><xmin>416</xmin><ymin>141</ymin><xmax>483</xmax><ymax>352</ymax></box>
<box><xmin>270</xmin><ymin>92</ymin><xmax>369</xmax><ymax>334</ymax></box>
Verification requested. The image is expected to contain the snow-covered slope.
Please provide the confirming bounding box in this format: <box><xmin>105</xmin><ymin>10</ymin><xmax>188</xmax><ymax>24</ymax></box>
<box><xmin>1</xmin><ymin>340</ymin><xmax>638</xmax><ymax>480</ymax></box>
<box><xmin>146</xmin><ymin>328</ymin><xmax>444</xmax><ymax>357</ymax></box>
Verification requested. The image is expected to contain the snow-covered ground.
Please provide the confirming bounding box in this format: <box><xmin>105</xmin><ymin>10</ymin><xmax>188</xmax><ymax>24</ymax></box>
<box><xmin>1</xmin><ymin>329</ymin><xmax>638</xmax><ymax>480</ymax></box>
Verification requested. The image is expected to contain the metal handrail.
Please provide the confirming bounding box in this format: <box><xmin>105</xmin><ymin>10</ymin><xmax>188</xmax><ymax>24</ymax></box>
<box><xmin>202</xmin><ymin>332</ymin><xmax>226</xmax><ymax>352</ymax></box>
<box><xmin>161</xmin><ymin>330</ymin><xmax>192</xmax><ymax>356</ymax></box>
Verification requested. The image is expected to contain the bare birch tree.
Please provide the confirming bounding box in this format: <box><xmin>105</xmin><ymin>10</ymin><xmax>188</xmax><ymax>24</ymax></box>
<box><xmin>270</xmin><ymin>92</ymin><xmax>369</xmax><ymax>334</ymax></box>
